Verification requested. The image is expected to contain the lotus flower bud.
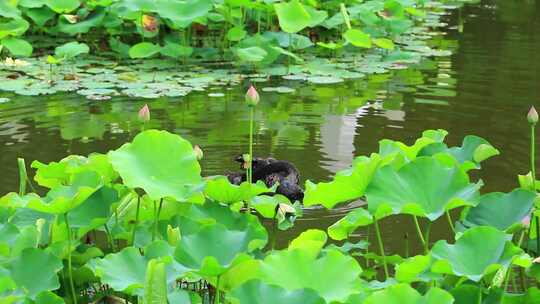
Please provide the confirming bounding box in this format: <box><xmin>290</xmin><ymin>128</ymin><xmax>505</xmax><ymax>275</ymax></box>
<box><xmin>138</xmin><ymin>104</ymin><xmax>150</xmax><ymax>122</ymax></box>
<box><xmin>245</xmin><ymin>85</ymin><xmax>259</xmax><ymax>107</ymax></box>
<box><xmin>528</xmin><ymin>106</ymin><xmax>538</xmax><ymax>125</ymax></box>
<box><xmin>193</xmin><ymin>145</ymin><xmax>204</xmax><ymax>160</ymax></box>
<box><xmin>522</xmin><ymin>214</ymin><xmax>531</xmax><ymax>228</ymax></box>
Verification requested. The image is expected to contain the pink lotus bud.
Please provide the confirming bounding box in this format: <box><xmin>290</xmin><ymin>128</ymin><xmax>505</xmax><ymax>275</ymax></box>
<box><xmin>193</xmin><ymin>145</ymin><xmax>203</xmax><ymax>160</ymax></box>
<box><xmin>528</xmin><ymin>106</ymin><xmax>538</xmax><ymax>125</ymax></box>
<box><xmin>245</xmin><ymin>85</ymin><xmax>259</xmax><ymax>106</ymax></box>
<box><xmin>138</xmin><ymin>104</ymin><xmax>150</xmax><ymax>122</ymax></box>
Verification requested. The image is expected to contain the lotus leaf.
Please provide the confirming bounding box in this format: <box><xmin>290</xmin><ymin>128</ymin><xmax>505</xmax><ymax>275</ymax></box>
<box><xmin>431</xmin><ymin>226</ymin><xmax>522</xmax><ymax>281</ymax></box>
<box><xmin>94</xmin><ymin>246</ymin><xmax>147</xmax><ymax>295</ymax></box>
<box><xmin>204</xmin><ymin>176</ymin><xmax>273</xmax><ymax>204</ymax></box>
<box><xmin>45</xmin><ymin>0</ymin><xmax>80</xmax><ymax>13</ymax></box>
<box><xmin>328</xmin><ymin>207</ymin><xmax>373</xmax><ymax>240</ymax></box>
<box><xmin>108</xmin><ymin>130</ymin><xmax>204</xmax><ymax>202</ymax></box>
<box><xmin>231</xmin><ymin>280</ymin><xmax>326</xmax><ymax>304</ymax></box>
<box><xmin>259</xmin><ymin>249</ymin><xmax>362</xmax><ymax>303</ymax></box>
<box><xmin>55</xmin><ymin>41</ymin><xmax>89</xmax><ymax>59</ymax></box>
<box><xmin>274</xmin><ymin>0</ymin><xmax>311</xmax><ymax>34</ymax></box>
<box><xmin>8</xmin><ymin>248</ymin><xmax>63</xmax><ymax>299</ymax></box>
<box><xmin>343</xmin><ymin>29</ymin><xmax>372</xmax><ymax>48</ymax></box>
<box><xmin>288</xmin><ymin>229</ymin><xmax>327</xmax><ymax>258</ymax></box>
<box><xmin>304</xmin><ymin>155</ymin><xmax>381</xmax><ymax>208</ymax></box>
<box><xmin>366</xmin><ymin>156</ymin><xmax>481</xmax><ymax>220</ymax></box>
<box><xmin>1</xmin><ymin>37</ymin><xmax>32</xmax><ymax>57</ymax></box>
<box><xmin>364</xmin><ymin>284</ymin><xmax>454</xmax><ymax>304</ymax></box>
<box><xmin>129</xmin><ymin>42</ymin><xmax>161</xmax><ymax>59</ymax></box>
<box><xmin>461</xmin><ymin>189</ymin><xmax>536</xmax><ymax>231</ymax></box>
<box><xmin>174</xmin><ymin>223</ymin><xmax>265</xmax><ymax>277</ymax></box>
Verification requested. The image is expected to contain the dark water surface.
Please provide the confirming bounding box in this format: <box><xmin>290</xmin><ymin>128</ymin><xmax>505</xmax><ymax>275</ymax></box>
<box><xmin>1</xmin><ymin>0</ymin><xmax>539</xmax><ymax>251</ymax></box>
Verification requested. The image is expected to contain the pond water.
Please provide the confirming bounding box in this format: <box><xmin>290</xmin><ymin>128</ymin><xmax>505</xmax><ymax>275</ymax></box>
<box><xmin>0</xmin><ymin>0</ymin><xmax>539</xmax><ymax>251</ymax></box>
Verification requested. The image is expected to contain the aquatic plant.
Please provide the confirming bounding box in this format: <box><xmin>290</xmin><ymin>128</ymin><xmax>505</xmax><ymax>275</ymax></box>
<box><xmin>0</xmin><ymin>0</ymin><xmax>463</xmax><ymax>99</ymax></box>
<box><xmin>0</xmin><ymin>127</ymin><xmax>539</xmax><ymax>303</ymax></box>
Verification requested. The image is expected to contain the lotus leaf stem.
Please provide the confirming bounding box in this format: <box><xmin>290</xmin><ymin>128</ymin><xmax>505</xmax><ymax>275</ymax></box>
<box><xmin>64</xmin><ymin>213</ymin><xmax>78</xmax><ymax>304</ymax></box>
<box><xmin>104</xmin><ymin>224</ymin><xmax>116</xmax><ymax>252</ymax></box>
<box><xmin>215</xmin><ymin>275</ymin><xmax>221</xmax><ymax>304</ymax></box>
<box><xmin>248</xmin><ymin>107</ymin><xmax>254</xmax><ymax>184</ymax></box>
<box><xmin>412</xmin><ymin>215</ymin><xmax>426</xmax><ymax>251</ymax></box>
<box><xmin>424</xmin><ymin>221</ymin><xmax>432</xmax><ymax>253</ymax></box>
<box><xmin>531</xmin><ymin>124</ymin><xmax>539</xmax><ymax>256</ymax></box>
<box><xmin>373</xmin><ymin>218</ymin><xmax>389</xmax><ymax>280</ymax></box>
<box><xmin>131</xmin><ymin>196</ymin><xmax>141</xmax><ymax>246</ymax></box>
<box><xmin>153</xmin><ymin>198</ymin><xmax>164</xmax><ymax>241</ymax></box>
<box><xmin>446</xmin><ymin>211</ymin><xmax>455</xmax><ymax>234</ymax></box>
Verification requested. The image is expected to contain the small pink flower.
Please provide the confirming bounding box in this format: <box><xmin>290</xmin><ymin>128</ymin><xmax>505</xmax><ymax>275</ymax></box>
<box><xmin>245</xmin><ymin>85</ymin><xmax>259</xmax><ymax>106</ymax></box>
<box><xmin>138</xmin><ymin>104</ymin><xmax>150</xmax><ymax>122</ymax></box>
<box><xmin>528</xmin><ymin>106</ymin><xmax>538</xmax><ymax>125</ymax></box>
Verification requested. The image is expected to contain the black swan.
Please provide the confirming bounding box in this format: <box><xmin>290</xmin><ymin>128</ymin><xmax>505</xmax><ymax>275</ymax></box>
<box><xmin>226</xmin><ymin>155</ymin><xmax>304</xmax><ymax>202</ymax></box>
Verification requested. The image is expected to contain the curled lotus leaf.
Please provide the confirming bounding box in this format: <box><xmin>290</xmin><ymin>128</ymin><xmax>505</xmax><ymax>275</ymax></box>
<box><xmin>461</xmin><ymin>189</ymin><xmax>536</xmax><ymax>232</ymax></box>
<box><xmin>431</xmin><ymin>226</ymin><xmax>522</xmax><ymax>281</ymax></box>
<box><xmin>304</xmin><ymin>155</ymin><xmax>381</xmax><ymax>208</ymax></box>
<box><xmin>174</xmin><ymin>222</ymin><xmax>267</xmax><ymax>277</ymax></box>
<box><xmin>366</xmin><ymin>156</ymin><xmax>481</xmax><ymax>220</ymax></box>
<box><xmin>108</xmin><ymin>130</ymin><xmax>204</xmax><ymax>202</ymax></box>
<box><xmin>204</xmin><ymin>176</ymin><xmax>273</xmax><ymax>204</ymax></box>
<box><xmin>259</xmin><ymin>248</ymin><xmax>362</xmax><ymax>303</ymax></box>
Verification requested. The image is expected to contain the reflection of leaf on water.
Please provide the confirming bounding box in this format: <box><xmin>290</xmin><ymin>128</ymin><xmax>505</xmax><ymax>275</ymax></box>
<box><xmin>60</xmin><ymin>115</ymin><xmax>106</xmax><ymax>140</ymax></box>
<box><xmin>275</xmin><ymin>125</ymin><xmax>309</xmax><ymax>148</ymax></box>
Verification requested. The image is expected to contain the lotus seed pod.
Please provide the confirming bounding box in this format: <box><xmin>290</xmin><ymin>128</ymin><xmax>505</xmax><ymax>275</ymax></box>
<box><xmin>528</xmin><ymin>106</ymin><xmax>538</xmax><ymax>125</ymax></box>
<box><xmin>142</xmin><ymin>14</ymin><xmax>159</xmax><ymax>32</ymax></box>
<box><xmin>138</xmin><ymin>104</ymin><xmax>150</xmax><ymax>122</ymax></box>
<box><xmin>245</xmin><ymin>85</ymin><xmax>259</xmax><ymax>107</ymax></box>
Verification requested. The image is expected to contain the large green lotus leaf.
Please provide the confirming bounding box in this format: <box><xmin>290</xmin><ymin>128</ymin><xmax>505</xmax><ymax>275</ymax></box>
<box><xmin>57</xmin><ymin>7</ymin><xmax>106</xmax><ymax>35</ymax></box>
<box><xmin>395</xmin><ymin>255</ymin><xmax>435</xmax><ymax>283</ymax></box>
<box><xmin>129</xmin><ymin>42</ymin><xmax>161</xmax><ymax>59</ymax></box>
<box><xmin>259</xmin><ymin>249</ymin><xmax>362</xmax><ymax>303</ymax></box>
<box><xmin>108</xmin><ymin>130</ymin><xmax>203</xmax><ymax>202</ymax></box>
<box><xmin>94</xmin><ymin>247</ymin><xmax>147</xmax><ymax>295</ymax></box>
<box><xmin>45</xmin><ymin>0</ymin><xmax>80</xmax><ymax>13</ymax></box>
<box><xmin>431</xmin><ymin>226</ymin><xmax>521</xmax><ymax>281</ymax></box>
<box><xmin>156</xmin><ymin>0</ymin><xmax>212</xmax><ymax>28</ymax></box>
<box><xmin>1</xmin><ymin>37</ymin><xmax>32</xmax><ymax>57</ymax></box>
<box><xmin>419</xmin><ymin>135</ymin><xmax>499</xmax><ymax>170</ymax></box>
<box><xmin>174</xmin><ymin>223</ymin><xmax>266</xmax><ymax>277</ymax></box>
<box><xmin>0</xmin><ymin>192</ymin><xmax>43</xmax><ymax>209</ymax></box>
<box><xmin>67</xmin><ymin>186</ymin><xmax>119</xmax><ymax>237</ymax></box>
<box><xmin>32</xmin><ymin>154</ymin><xmax>116</xmax><ymax>189</ymax></box>
<box><xmin>218</xmin><ymin>258</ymin><xmax>261</xmax><ymax>291</ymax></box>
<box><xmin>328</xmin><ymin>208</ymin><xmax>373</xmax><ymax>240</ymax></box>
<box><xmin>54</xmin><ymin>41</ymin><xmax>89</xmax><ymax>59</ymax></box>
<box><xmin>288</xmin><ymin>229</ymin><xmax>327</xmax><ymax>259</ymax></box>
<box><xmin>26</xmin><ymin>171</ymin><xmax>102</xmax><ymax>215</ymax></box>
<box><xmin>35</xmin><ymin>291</ymin><xmax>65</xmax><ymax>304</ymax></box>
<box><xmin>364</xmin><ymin>284</ymin><xmax>454</xmax><ymax>304</ymax></box>
<box><xmin>204</xmin><ymin>176</ymin><xmax>273</xmax><ymax>204</ymax></box>
<box><xmin>8</xmin><ymin>248</ymin><xmax>63</xmax><ymax>299</ymax></box>
<box><xmin>274</xmin><ymin>0</ymin><xmax>311</xmax><ymax>33</ymax></box>
<box><xmin>461</xmin><ymin>189</ymin><xmax>536</xmax><ymax>231</ymax></box>
<box><xmin>0</xmin><ymin>18</ymin><xmax>30</xmax><ymax>39</ymax></box>
<box><xmin>179</xmin><ymin>201</ymin><xmax>268</xmax><ymax>238</ymax></box>
<box><xmin>231</xmin><ymin>280</ymin><xmax>326</xmax><ymax>304</ymax></box>
<box><xmin>343</xmin><ymin>29</ymin><xmax>372</xmax><ymax>48</ymax></box>
<box><xmin>0</xmin><ymin>2</ymin><xmax>20</xmax><ymax>18</ymax></box>
<box><xmin>378</xmin><ymin>130</ymin><xmax>447</xmax><ymax>168</ymax></box>
<box><xmin>366</xmin><ymin>156</ymin><xmax>481</xmax><ymax>220</ymax></box>
<box><xmin>304</xmin><ymin>155</ymin><xmax>381</xmax><ymax>208</ymax></box>
<box><xmin>25</xmin><ymin>7</ymin><xmax>56</xmax><ymax>27</ymax></box>
<box><xmin>250</xmin><ymin>195</ymin><xmax>289</xmax><ymax>218</ymax></box>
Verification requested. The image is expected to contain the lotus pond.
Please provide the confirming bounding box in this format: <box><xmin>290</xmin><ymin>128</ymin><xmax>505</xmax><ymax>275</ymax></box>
<box><xmin>1</xmin><ymin>0</ymin><xmax>540</xmax><ymax>303</ymax></box>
